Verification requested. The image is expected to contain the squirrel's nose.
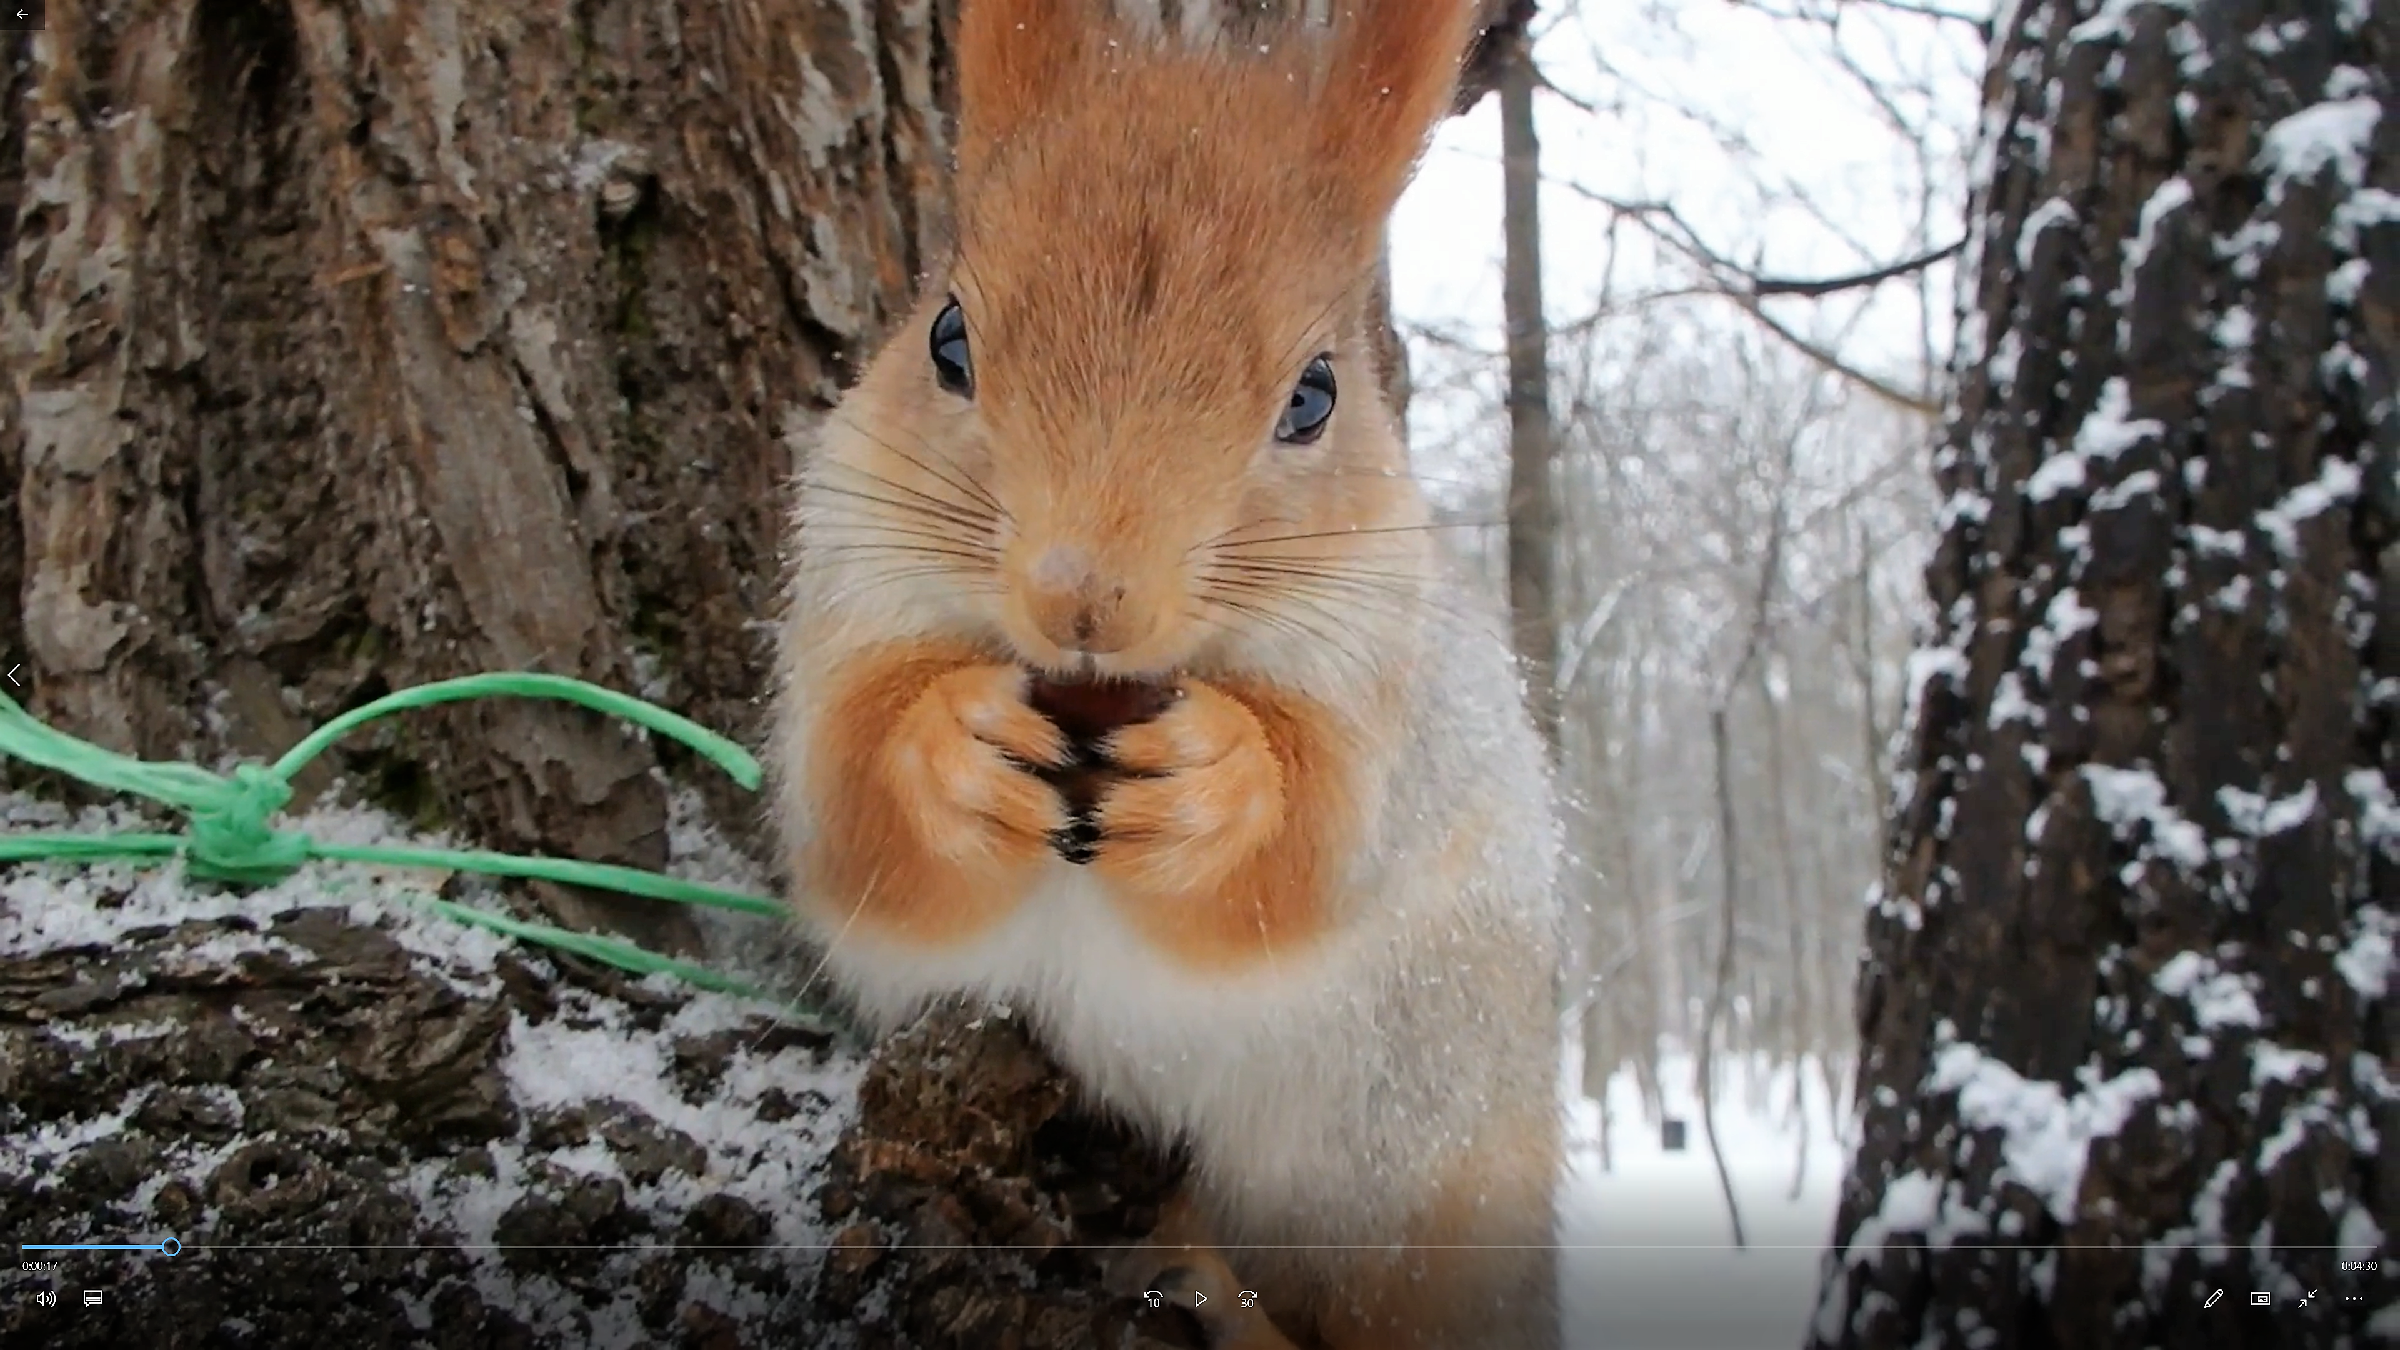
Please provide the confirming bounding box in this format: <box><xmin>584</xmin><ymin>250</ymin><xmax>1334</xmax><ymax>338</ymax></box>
<box><xmin>1023</xmin><ymin>545</ymin><xmax>1142</xmax><ymax>654</ymax></box>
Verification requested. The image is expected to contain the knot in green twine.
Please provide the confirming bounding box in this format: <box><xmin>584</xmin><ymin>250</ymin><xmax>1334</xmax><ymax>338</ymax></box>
<box><xmin>0</xmin><ymin>672</ymin><xmax>817</xmax><ymax>1021</ymax></box>
<box><xmin>188</xmin><ymin>765</ymin><xmax>305</xmax><ymax>885</ymax></box>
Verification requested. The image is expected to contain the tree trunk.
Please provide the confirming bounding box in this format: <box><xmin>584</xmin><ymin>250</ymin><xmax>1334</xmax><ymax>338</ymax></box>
<box><xmin>1817</xmin><ymin>1</ymin><xmax>2394</xmax><ymax>1345</ymax></box>
<box><xmin>3</xmin><ymin>0</ymin><xmax>954</xmax><ymax>948</ymax></box>
<box><xmin>1498</xmin><ymin>22</ymin><xmax>1561</xmax><ymax>752</ymax></box>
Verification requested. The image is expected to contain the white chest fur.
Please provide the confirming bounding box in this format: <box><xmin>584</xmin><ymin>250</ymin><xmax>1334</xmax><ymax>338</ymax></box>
<box><xmin>818</xmin><ymin>860</ymin><xmax>1387</xmax><ymax>1226</ymax></box>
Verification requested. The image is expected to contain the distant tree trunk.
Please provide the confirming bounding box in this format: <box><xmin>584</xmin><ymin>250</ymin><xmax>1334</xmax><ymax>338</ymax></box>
<box><xmin>1497</xmin><ymin>19</ymin><xmax>1560</xmax><ymax>752</ymax></box>
<box><xmin>1817</xmin><ymin>2</ymin><xmax>2394</xmax><ymax>1345</ymax></box>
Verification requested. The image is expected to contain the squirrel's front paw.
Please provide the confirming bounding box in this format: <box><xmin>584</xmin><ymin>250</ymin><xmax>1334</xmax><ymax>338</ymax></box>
<box><xmin>1091</xmin><ymin>681</ymin><xmax>1283</xmax><ymax>894</ymax></box>
<box><xmin>881</xmin><ymin>665</ymin><xmax>1072</xmax><ymax>869</ymax></box>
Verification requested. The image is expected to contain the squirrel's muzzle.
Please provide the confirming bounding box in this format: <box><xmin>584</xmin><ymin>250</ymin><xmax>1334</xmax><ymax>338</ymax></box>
<box><xmin>1017</xmin><ymin>543</ymin><xmax>1157</xmax><ymax>657</ymax></box>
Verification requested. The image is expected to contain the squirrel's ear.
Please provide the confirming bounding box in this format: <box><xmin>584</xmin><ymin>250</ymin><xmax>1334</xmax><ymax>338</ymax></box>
<box><xmin>1316</xmin><ymin>0</ymin><xmax>1480</xmax><ymax>225</ymax></box>
<box><xmin>955</xmin><ymin>0</ymin><xmax>1095</xmax><ymax>181</ymax></box>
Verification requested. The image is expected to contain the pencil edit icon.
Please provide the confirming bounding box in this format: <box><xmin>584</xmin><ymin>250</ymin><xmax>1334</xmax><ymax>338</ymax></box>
<box><xmin>2204</xmin><ymin>1290</ymin><xmax>2223</xmax><ymax>1309</ymax></box>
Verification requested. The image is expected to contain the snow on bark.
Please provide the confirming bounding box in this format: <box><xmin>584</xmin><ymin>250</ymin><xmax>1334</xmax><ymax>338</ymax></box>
<box><xmin>0</xmin><ymin>793</ymin><xmax>866</xmax><ymax>1348</ymax></box>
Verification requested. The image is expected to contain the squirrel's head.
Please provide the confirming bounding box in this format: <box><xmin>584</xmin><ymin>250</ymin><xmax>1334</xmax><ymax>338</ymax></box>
<box><xmin>805</xmin><ymin>0</ymin><xmax>1477</xmax><ymax>681</ymax></box>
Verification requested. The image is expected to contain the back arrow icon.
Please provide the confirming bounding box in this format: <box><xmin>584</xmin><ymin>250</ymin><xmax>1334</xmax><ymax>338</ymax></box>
<box><xmin>4</xmin><ymin>666</ymin><xmax>18</xmax><ymax>687</ymax></box>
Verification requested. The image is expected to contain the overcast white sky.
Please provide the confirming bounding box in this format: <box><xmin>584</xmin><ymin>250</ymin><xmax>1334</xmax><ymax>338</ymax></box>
<box><xmin>1390</xmin><ymin>1</ymin><xmax>1991</xmax><ymax>453</ymax></box>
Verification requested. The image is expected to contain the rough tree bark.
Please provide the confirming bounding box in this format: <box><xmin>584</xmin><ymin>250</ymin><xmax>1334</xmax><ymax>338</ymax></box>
<box><xmin>1817</xmin><ymin>1</ymin><xmax>2393</xmax><ymax>1347</ymax></box>
<box><xmin>4</xmin><ymin>1</ymin><xmax>1535</xmax><ymax>1345</ymax></box>
<box><xmin>3</xmin><ymin>0</ymin><xmax>957</xmax><ymax>950</ymax></box>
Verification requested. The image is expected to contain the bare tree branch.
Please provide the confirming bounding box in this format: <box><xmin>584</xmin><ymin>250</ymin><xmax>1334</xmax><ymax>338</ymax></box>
<box><xmin>1555</xmin><ymin>185</ymin><xmax>1945</xmax><ymax>412</ymax></box>
<box><xmin>1748</xmin><ymin>238</ymin><xmax>1964</xmax><ymax>298</ymax></box>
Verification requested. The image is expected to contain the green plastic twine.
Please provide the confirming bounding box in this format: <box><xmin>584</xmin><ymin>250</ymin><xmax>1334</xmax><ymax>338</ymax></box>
<box><xmin>0</xmin><ymin>673</ymin><xmax>804</xmax><ymax>1010</ymax></box>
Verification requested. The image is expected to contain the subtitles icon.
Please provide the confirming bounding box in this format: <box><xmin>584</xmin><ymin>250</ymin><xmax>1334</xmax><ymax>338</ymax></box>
<box><xmin>82</xmin><ymin>1290</ymin><xmax>103</xmax><ymax>1307</ymax></box>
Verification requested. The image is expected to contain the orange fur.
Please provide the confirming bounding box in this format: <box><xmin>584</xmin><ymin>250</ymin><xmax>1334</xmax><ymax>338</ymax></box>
<box><xmin>802</xmin><ymin>642</ymin><xmax>1067</xmax><ymax>945</ymax></box>
<box><xmin>935</xmin><ymin>3</ymin><xmax>1460</xmax><ymax>679</ymax></box>
<box><xmin>1090</xmin><ymin>675</ymin><xmax>1358</xmax><ymax>971</ymax></box>
<box><xmin>952</xmin><ymin>0</ymin><xmax>1099</xmax><ymax>183</ymax></box>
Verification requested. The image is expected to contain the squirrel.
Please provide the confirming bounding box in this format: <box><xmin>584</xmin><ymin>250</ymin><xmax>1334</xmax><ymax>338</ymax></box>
<box><xmin>768</xmin><ymin>1</ymin><xmax>1564</xmax><ymax>1346</ymax></box>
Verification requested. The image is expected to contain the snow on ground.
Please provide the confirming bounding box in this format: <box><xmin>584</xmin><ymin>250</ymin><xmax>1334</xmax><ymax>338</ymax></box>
<box><xmin>1562</xmin><ymin>1050</ymin><xmax>1847</xmax><ymax>1350</ymax></box>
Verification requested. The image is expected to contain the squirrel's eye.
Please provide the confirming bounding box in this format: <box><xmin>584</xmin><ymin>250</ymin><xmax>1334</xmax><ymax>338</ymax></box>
<box><xmin>1275</xmin><ymin>354</ymin><xmax>1336</xmax><ymax>445</ymax></box>
<box><xmin>929</xmin><ymin>297</ymin><xmax>973</xmax><ymax>397</ymax></box>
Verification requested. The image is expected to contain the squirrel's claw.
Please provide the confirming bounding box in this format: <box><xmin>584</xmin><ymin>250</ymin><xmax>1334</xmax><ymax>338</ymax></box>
<box><xmin>1088</xmin><ymin>681</ymin><xmax>1284</xmax><ymax>894</ymax></box>
<box><xmin>1049</xmin><ymin>813</ymin><xmax>1102</xmax><ymax>864</ymax></box>
<box><xmin>882</xmin><ymin>664</ymin><xmax>1073</xmax><ymax>866</ymax></box>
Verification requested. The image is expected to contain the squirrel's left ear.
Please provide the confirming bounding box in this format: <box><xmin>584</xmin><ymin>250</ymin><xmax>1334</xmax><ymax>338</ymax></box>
<box><xmin>1313</xmin><ymin>0</ymin><xmax>1481</xmax><ymax>226</ymax></box>
<box><xmin>954</xmin><ymin>0</ymin><xmax>1099</xmax><ymax>183</ymax></box>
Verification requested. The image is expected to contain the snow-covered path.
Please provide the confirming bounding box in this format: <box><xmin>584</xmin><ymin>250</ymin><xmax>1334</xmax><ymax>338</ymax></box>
<box><xmin>1562</xmin><ymin>1053</ymin><xmax>1847</xmax><ymax>1349</ymax></box>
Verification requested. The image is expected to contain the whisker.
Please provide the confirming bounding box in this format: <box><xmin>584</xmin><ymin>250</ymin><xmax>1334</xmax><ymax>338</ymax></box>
<box><xmin>1189</xmin><ymin>512</ymin><xmax>1301</xmax><ymax>556</ymax></box>
<box><xmin>811</xmin><ymin>542</ymin><xmax>999</xmax><ymax>568</ymax></box>
<box><xmin>826</xmin><ymin>409</ymin><xmax>1011</xmax><ymax>520</ymax></box>
<box><xmin>1191</xmin><ymin>589</ymin><xmax>1383</xmax><ymax>679</ymax></box>
<box><xmin>1208</xmin><ymin>556</ymin><xmax>1437</xmax><ymax>585</ymax></box>
<box><xmin>1202</xmin><ymin>544</ymin><xmax>1509</xmax><ymax>631</ymax></box>
<box><xmin>813</xmin><ymin>458</ymin><xmax>1002</xmax><ymax>532</ymax></box>
<box><xmin>805</xmin><ymin>481</ymin><xmax>997</xmax><ymax>537</ymax></box>
<box><xmin>1213</xmin><ymin>520</ymin><xmax>1503</xmax><ymax>548</ymax></box>
<box><xmin>1204</xmin><ymin>571</ymin><xmax>1446</xmax><ymax>630</ymax></box>
<box><xmin>1202</xmin><ymin>568</ymin><xmax>1429</xmax><ymax>610</ymax></box>
<box><xmin>811</xmin><ymin>564</ymin><xmax>1001</xmax><ymax>614</ymax></box>
<box><xmin>1189</xmin><ymin>593</ymin><xmax>1323</xmax><ymax>650</ymax></box>
<box><xmin>806</xmin><ymin>514</ymin><xmax>999</xmax><ymax>556</ymax></box>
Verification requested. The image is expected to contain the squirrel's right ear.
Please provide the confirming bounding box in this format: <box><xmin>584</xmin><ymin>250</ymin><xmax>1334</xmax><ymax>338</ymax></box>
<box><xmin>955</xmin><ymin>0</ymin><xmax>1096</xmax><ymax>182</ymax></box>
<box><xmin>1316</xmin><ymin>0</ymin><xmax>1481</xmax><ymax>227</ymax></box>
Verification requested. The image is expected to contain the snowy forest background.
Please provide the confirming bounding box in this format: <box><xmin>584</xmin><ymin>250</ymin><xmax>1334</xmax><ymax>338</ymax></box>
<box><xmin>1400</xmin><ymin>0</ymin><xmax>1970</xmax><ymax>1154</ymax></box>
<box><xmin>2</xmin><ymin>0</ymin><xmax>2391</xmax><ymax>1346</ymax></box>
<box><xmin>1403</xmin><ymin>4</ymin><xmax>1976</xmax><ymax>1340</ymax></box>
